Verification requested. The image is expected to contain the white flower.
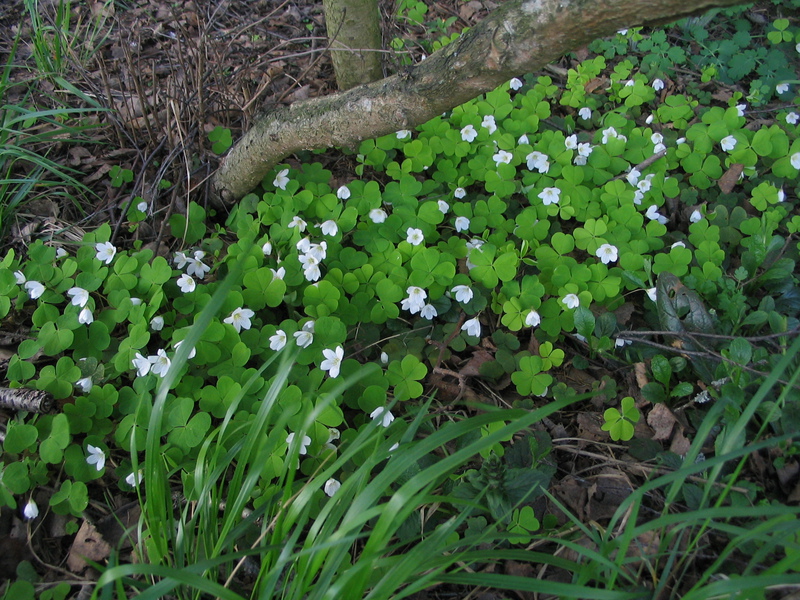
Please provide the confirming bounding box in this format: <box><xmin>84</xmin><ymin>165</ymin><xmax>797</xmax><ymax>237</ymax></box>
<box><xmin>564</xmin><ymin>134</ymin><xmax>578</xmax><ymax>150</ymax></box>
<box><xmin>380</xmin><ymin>351</ymin><xmax>389</xmax><ymax>364</ymax></box>
<box><xmin>778</xmin><ymin>188</ymin><xmax>785</xmax><ymax>202</ymax></box>
<box><xmin>736</xmin><ymin>103</ymin><xmax>746</xmax><ymax>117</ymax></box>
<box><xmin>396</xmin><ymin>130</ymin><xmax>412</xmax><ymax>139</ymax></box>
<box><xmin>406</xmin><ymin>227</ymin><xmax>424</xmax><ymax>246</ymax></box>
<box><xmin>401</xmin><ymin>286</ymin><xmax>427</xmax><ymax>314</ymax></box>
<box><xmin>321</xmin><ymin>346</ymin><xmax>344</xmax><ymax>378</ymax></box>
<box><xmin>645</xmin><ymin>114</ymin><xmax>654</xmax><ymax>125</ymax></box>
<box><xmin>270</xmin><ymin>266</ymin><xmax>286</xmax><ymax>280</ymax></box>
<box><xmin>286</xmin><ymin>432</ymin><xmax>312</xmax><ymax>455</ymax></box>
<box><xmin>370</xmin><ymin>407</ymin><xmax>395</xmax><ymax>427</ymax></box>
<box><xmin>455</xmin><ymin>216</ymin><xmax>470</xmax><ymax>232</ymax></box>
<box><xmin>791</xmin><ymin>152</ymin><xmax>800</xmax><ymax>170</ymax></box>
<box><xmin>174</xmin><ymin>340</ymin><xmax>196</xmax><ymax>359</ymax></box>
<box><xmin>174</xmin><ymin>251</ymin><xmax>188</xmax><ymax>269</ymax></box>
<box><xmin>481</xmin><ymin>115</ymin><xmax>497</xmax><ymax>133</ymax></box>
<box><xmin>149</xmin><ymin>349</ymin><xmax>171</xmax><ymax>377</ymax></box>
<box><xmin>578</xmin><ymin>107</ymin><xmax>592</xmax><ymax>120</ymax></box>
<box><xmin>186</xmin><ymin>255</ymin><xmax>210</xmax><ymax>279</ymax></box>
<box><xmin>369</xmin><ymin>208</ymin><xmax>387</xmax><ymax>223</ymax></box>
<box><xmin>274</xmin><ymin>168</ymin><xmax>290</xmax><ymax>190</ymax></box>
<box><xmin>676</xmin><ymin>137</ymin><xmax>686</xmax><ymax>145</ymax></box>
<box><xmin>526</xmin><ymin>151</ymin><xmax>550</xmax><ymax>173</ymax></box>
<box><xmin>420</xmin><ymin>303</ymin><xmax>438</xmax><ymax>320</ymax></box>
<box><xmin>150</xmin><ymin>316</ymin><xmax>164</xmax><ymax>331</ymax></box>
<box><xmin>137</xmin><ymin>201</ymin><xmax>149</xmax><ymax>213</ymax></box>
<box><xmin>438</xmin><ymin>199</ymin><xmax>450</xmax><ymax>213</ymax></box>
<box><xmin>262</xmin><ymin>241</ymin><xmax>273</xmax><ymax>256</ymax></box>
<box><xmin>55</xmin><ymin>247</ymin><xmax>67</xmax><ymax>258</ymax></box>
<box><xmin>13</xmin><ymin>271</ymin><xmax>25</xmax><ymax>285</ymax></box>
<box><xmin>518</xmin><ymin>134</ymin><xmax>529</xmax><ymax>145</ymax></box>
<box><xmin>777</xmin><ymin>82</ymin><xmax>790</xmax><ymax>94</ymax></box>
<box><xmin>787</xmin><ymin>112</ymin><xmax>799</xmax><ymax>125</ymax></box>
<box><xmin>336</xmin><ymin>185</ymin><xmax>350</xmax><ymax>200</ymax></box>
<box><xmin>76</xmin><ymin>376</ymin><xmax>93</xmax><ymax>393</ymax></box>
<box><xmin>646</xmin><ymin>287</ymin><xmax>657</xmax><ymax>302</ymax></box>
<box><xmin>86</xmin><ymin>445</ymin><xmax>106</xmax><ymax>471</ymax></box>
<box><xmin>625</xmin><ymin>79</ymin><xmax>634</xmax><ymax>87</ymax></box>
<box><xmin>690</xmin><ymin>209</ymin><xmax>703</xmax><ymax>223</ymax></box>
<box><xmin>68</xmin><ymin>287</ymin><xmax>90</xmax><ymax>307</ymax></box>
<box><xmin>645</xmin><ymin>205</ymin><xmax>668</xmax><ymax>225</ymax></box>
<box><xmin>461</xmin><ymin>317</ymin><xmax>481</xmax><ymax>337</ymax></box>
<box><xmin>294</xmin><ymin>329</ymin><xmax>314</xmax><ymax>348</ymax></box>
<box><xmin>130</xmin><ymin>297</ymin><xmax>142</xmax><ymax>306</ymax></box>
<box><xmin>601</xmin><ymin>127</ymin><xmax>618</xmax><ymax>144</ymax></box>
<box><xmin>132</xmin><ymin>353</ymin><xmax>151</xmax><ymax>377</ymax></box>
<box><xmin>797</xmin><ymin>42</ymin><xmax>800</xmax><ymax>53</ymax></box>
<box><xmin>270</xmin><ymin>329</ymin><xmax>287</xmax><ymax>351</ymax></box>
<box><xmin>78</xmin><ymin>307</ymin><xmax>94</xmax><ymax>325</ymax></box>
<box><xmin>626</xmin><ymin>168</ymin><xmax>641</xmax><ymax>186</ymax></box>
<box><xmin>24</xmin><ymin>280</ymin><xmax>45</xmax><ymax>299</ymax></box>
<box><xmin>562</xmin><ymin>294</ymin><xmax>580</xmax><ymax>309</ymax></box>
<box><xmin>509</xmin><ymin>77</ymin><xmax>523</xmax><ymax>90</ymax></box>
<box><xmin>125</xmin><ymin>470</ymin><xmax>143</xmax><ymax>486</ymax></box>
<box><xmin>454</xmin><ymin>188</ymin><xmax>466</xmax><ymax>199</ymax></box>
<box><xmin>320</xmin><ymin>220</ymin><xmax>338</xmax><ymax>236</ymax></box>
<box><xmin>671</xmin><ymin>241</ymin><xmax>686</xmax><ymax>249</ymax></box>
<box><xmin>461</xmin><ymin>124</ymin><xmax>478</xmax><ymax>142</ymax></box>
<box><xmin>324</xmin><ymin>478</ymin><xmax>341</xmax><ymax>497</ymax></box>
<box><xmin>451</xmin><ymin>285</ymin><xmax>474</xmax><ymax>304</ymax></box>
<box><xmin>538</xmin><ymin>187</ymin><xmax>561</xmax><ymax>206</ymax></box>
<box><xmin>651</xmin><ymin>132</ymin><xmax>664</xmax><ymax>146</ymax></box>
<box><xmin>23</xmin><ymin>499</ymin><xmax>38</xmax><ymax>520</ymax></box>
<box><xmin>525</xmin><ymin>310</ymin><xmax>541</xmax><ymax>327</ymax></box>
<box><xmin>177</xmin><ymin>273</ymin><xmax>196</xmax><ymax>293</ymax></box>
<box><xmin>596</xmin><ymin>243</ymin><xmax>619</xmax><ymax>264</ymax></box>
<box><xmin>615</xmin><ymin>338</ymin><xmax>631</xmax><ymax>348</ymax></box>
<box><xmin>289</xmin><ymin>216</ymin><xmax>307</xmax><ymax>232</ymax></box>
<box><xmin>224</xmin><ymin>307</ymin><xmax>255</xmax><ymax>333</ymax></box>
<box><xmin>720</xmin><ymin>135</ymin><xmax>737</xmax><ymax>152</ymax></box>
<box><xmin>638</xmin><ymin>175</ymin><xmax>654</xmax><ymax>193</ymax></box>
<box><xmin>577</xmin><ymin>143</ymin><xmax>593</xmax><ymax>158</ymax></box>
<box><xmin>652</xmin><ymin>78</ymin><xmax>664</xmax><ymax>91</ymax></box>
<box><xmin>296</xmin><ymin>237</ymin><xmax>312</xmax><ymax>254</ymax></box>
<box><xmin>493</xmin><ymin>150</ymin><xmax>513</xmax><ymax>166</ymax></box>
<box><xmin>300</xmin><ymin>255</ymin><xmax>321</xmax><ymax>282</ymax></box>
<box><xmin>618</xmin><ymin>29</ymin><xmax>628</xmax><ymax>35</ymax></box>
<box><xmin>95</xmin><ymin>242</ymin><xmax>117</xmax><ymax>264</ymax></box>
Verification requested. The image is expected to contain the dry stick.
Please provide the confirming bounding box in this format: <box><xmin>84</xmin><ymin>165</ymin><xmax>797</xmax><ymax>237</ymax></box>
<box><xmin>0</xmin><ymin>387</ymin><xmax>53</xmax><ymax>413</ymax></box>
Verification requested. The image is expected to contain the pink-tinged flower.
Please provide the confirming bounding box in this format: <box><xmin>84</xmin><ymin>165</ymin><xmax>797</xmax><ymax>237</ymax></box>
<box><xmin>525</xmin><ymin>310</ymin><xmax>541</xmax><ymax>327</ymax></box>
<box><xmin>95</xmin><ymin>242</ymin><xmax>117</xmax><ymax>264</ymax></box>
<box><xmin>596</xmin><ymin>243</ymin><xmax>619</xmax><ymax>264</ymax></box>
<box><xmin>461</xmin><ymin>124</ymin><xmax>477</xmax><ymax>142</ymax></box>
<box><xmin>538</xmin><ymin>187</ymin><xmax>561</xmax><ymax>206</ymax></box>
<box><xmin>370</xmin><ymin>407</ymin><xmax>395</xmax><ymax>427</ymax></box>
<box><xmin>86</xmin><ymin>445</ymin><xmax>106</xmax><ymax>471</ymax></box>
<box><xmin>451</xmin><ymin>285</ymin><xmax>473</xmax><ymax>304</ymax></box>
<box><xmin>224</xmin><ymin>307</ymin><xmax>255</xmax><ymax>333</ymax></box>
<box><xmin>461</xmin><ymin>317</ymin><xmax>481</xmax><ymax>337</ymax></box>
<box><xmin>406</xmin><ymin>227</ymin><xmax>424</xmax><ymax>246</ymax></box>
<box><xmin>369</xmin><ymin>208</ymin><xmax>387</xmax><ymax>223</ymax></box>
<box><xmin>274</xmin><ymin>168</ymin><xmax>290</xmax><ymax>190</ymax></box>
<box><xmin>562</xmin><ymin>294</ymin><xmax>580</xmax><ymax>309</ymax></box>
<box><xmin>321</xmin><ymin>346</ymin><xmax>344</xmax><ymax>378</ymax></box>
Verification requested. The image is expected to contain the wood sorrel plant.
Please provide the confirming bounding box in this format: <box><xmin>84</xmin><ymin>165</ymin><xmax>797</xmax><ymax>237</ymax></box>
<box><xmin>1</xmin><ymin>49</ymin><xmax>799</xmax><ymax>541</ymax></box>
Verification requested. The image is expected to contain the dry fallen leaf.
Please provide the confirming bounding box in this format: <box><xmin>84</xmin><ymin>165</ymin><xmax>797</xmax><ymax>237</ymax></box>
<box><xmin>718</xmin><ymin>163</ymin><xmax>744</xmax><ymax>193</ymax></box>
<box><xmin>634</xmin><ymin>362</ymin><xmax>649</xmax><ymax>389</ymax></box>
<box><xmin>647</xmin><ymin>402</ymin><xmax>677</xmax><ymax>441</ymax></box>
<box><xmin>67</xmin><ymin>521</ymin><xmax>111</xmax><ymax>573</ymax></box>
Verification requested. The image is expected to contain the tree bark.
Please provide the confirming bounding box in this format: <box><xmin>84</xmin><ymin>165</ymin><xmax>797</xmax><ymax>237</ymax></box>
<box><xmin>323</xmin><ymin>0</ymin><xmax>384</xmax><ymax>90</ymax></box>
<box><xmin>212</xmin><ymin>0</ymin><xmax>746</xmax><ymax>205</ymax></box>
